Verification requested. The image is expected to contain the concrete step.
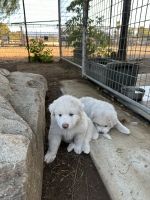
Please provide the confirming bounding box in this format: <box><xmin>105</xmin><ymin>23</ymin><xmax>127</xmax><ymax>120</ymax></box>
<box><xmin>60</xmin><ymin>79</ymin><xmax>150</xmax><ymax>200</ymax></box>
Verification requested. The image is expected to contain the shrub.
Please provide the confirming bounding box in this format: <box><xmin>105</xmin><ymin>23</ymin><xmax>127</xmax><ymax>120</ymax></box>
<box><xmin>27</xmin><ymin>39</ymin><xmax>53</xmax><ymax>63</ymax></box>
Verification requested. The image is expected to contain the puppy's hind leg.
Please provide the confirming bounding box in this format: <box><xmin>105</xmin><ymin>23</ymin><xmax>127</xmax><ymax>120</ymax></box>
<box><xmin>115</xmin><ymin>120</ymin><xmax>130</xmax><ymax>134</ymax></box>
<box><xmin>82</xmin><ymin>121</ymin><xmax>97</xmax><ymax>154</ymax></box>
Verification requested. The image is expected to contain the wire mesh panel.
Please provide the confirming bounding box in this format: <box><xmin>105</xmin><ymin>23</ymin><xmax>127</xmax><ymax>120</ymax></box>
<box><xmin>59</xmin><ymin>0</ymin><xmax>150</xmax><ymax>119</ymax></box>
<box><xmin>60</xmin><ymin>0</ymin><xmax>83</xmax><ymax>65</ymax></box>
<box><xmin>85</xmin><ymin>0</ymin><xmax>150</xmax><ymax>118</ymax></box>
<box><xmin>0</xmin><ymin>0</ymin><xmax>59</xmax><ymax>60</ymax></box>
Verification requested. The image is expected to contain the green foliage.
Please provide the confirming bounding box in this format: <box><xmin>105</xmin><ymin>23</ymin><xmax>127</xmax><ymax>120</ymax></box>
<box><xmin>66</xmin><ymin>0</ymin><xmax>83</xmax><ymax>13</ymax></box>
<box><xmin>0</xmin><ymin>23</ymin><xmax>10</xmax><ymax>37</ymax></box>
<box><xmin>137</xmin><ymin>26</ymin><xmax>150</xmax><ymax>37</ymax></box>
<box><xmin>65</xmin><ymin>0</ymin><xmax>109</xmax><ymax>56</ymax></box>
<box><xmin>0</xmin><ymin>0</ymin><xmax>19</xmax><ymax>18</ymax></box>
<box><xmin>96</xmin><ymin>47</ymin><xmax>113</xmax><ymax>57</ymax></box>
<box><xmin>40</xmin><ymin>49</ymin><xmax>53</xmax><ymax>63</ymax></box>
<box><xmin>27</xmin><ymin>39</ymin><xmax>53</xmax><ymax>63</ymax></box>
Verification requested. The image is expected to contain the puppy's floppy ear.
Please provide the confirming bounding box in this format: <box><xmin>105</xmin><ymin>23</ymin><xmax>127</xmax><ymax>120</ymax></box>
<box><xmin>48</xmin><ymin>101</ymin><xmax>55</xmax><ymax>114</ymax></box>
<box><xmin>77</xmin><ymin>100</ymin><xmax>85</xmax><ymax>112</ymax></box>
<box><xmin>90</xmin><ymin>111</ymin><xmax>95</xmax><ymax>120</ymax></box>
<box><xmin>107</xmin><ymin>115</ymin><xmax>117</xmax><ymax>128</ymax></box>
<box><xmin>80</xmin><ymin>102</ymin><xmax>84</xmax><ymax>110</ymax></box>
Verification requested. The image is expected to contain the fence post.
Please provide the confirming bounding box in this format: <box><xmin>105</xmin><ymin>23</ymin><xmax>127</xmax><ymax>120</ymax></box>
<box><xmin>22</xmin><ymin>0</ymin><xmax>30</xmax><ymax>62</ymax></box>
<box><xmin>82</xmin><ymin>0</ymin><xmax>89</xmax><ymax>76</ymax></box>
<box><xmin>117</xmin><ymin>0</ymin><xmax>132</xmax><ymax>60</ymax></box>
<box><xmin>58</xmin><ymin>0</ymin><xmax>62</xmax><ymax>58</ymax></box>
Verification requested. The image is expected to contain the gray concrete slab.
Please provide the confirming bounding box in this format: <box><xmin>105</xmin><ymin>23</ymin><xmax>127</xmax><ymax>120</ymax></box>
<box><xmin>60</xmin><ymin>79</ymin><xmax>150</xmax><ymax>200</ymax></box>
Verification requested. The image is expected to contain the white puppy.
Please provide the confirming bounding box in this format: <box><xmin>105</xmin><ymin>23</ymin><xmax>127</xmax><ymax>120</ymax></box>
<box><xmin>45</xmin><ymin>95</ymin><xmax>98</xmax><ymax>163</ymax></box>
<box><xmin>80</xmin><ymin>97</ymin><xmax>130</xmax><ymax>140</ymax></box>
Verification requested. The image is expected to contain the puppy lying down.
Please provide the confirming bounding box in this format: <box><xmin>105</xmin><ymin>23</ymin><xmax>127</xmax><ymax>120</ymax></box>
<box><xmin>80</xmin><ymin>97</ymin><xmax>130</xmax><ymax>140</ymax></box>
<box><xmin>45</xmin><ymin>95</ymin><xmax>98</xmax><ymax>163</ymax></box>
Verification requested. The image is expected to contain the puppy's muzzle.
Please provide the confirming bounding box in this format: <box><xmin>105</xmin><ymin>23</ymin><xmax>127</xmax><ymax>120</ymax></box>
<box><xmin>62</xmin><ymin>123</ymin><xmax>69</xmax><ymax>129</ymax></box>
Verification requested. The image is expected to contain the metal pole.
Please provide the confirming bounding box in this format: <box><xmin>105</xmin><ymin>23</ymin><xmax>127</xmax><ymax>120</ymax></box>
<box><xmin>117</xmin><ymin>0</ymin><xmax>132</xmax><ymax>60</ymax></box>
<box><xmin>58</xmin><ymin>0</ymin><xmax>62</xmax><ymax>58</ymax></box>
<box><xmin>22</xmin><ymin>0</ymin><xmax>30</xmax><ymax>62</ymax></box>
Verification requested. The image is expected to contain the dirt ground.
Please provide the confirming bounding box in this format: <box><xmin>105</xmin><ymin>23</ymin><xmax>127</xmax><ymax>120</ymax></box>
<box><xmin>0</xmin><ymin>60</ymin><xmax>111</xmax><ymax>200</ymax></box>
<box><xmin>1</xmin><ymin>45</ymin><xmax>150</xmax><ymax>62</ymax></box>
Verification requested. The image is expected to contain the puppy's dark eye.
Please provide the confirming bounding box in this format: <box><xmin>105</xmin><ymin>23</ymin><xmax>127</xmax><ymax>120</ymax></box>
<box><xmin>104</xmin><ymin>125</ymin><xmax>108</xmax><ymax>127</ymax></box>
<box><xmin>59</xmin><ymin>114</ymin><xmax>62</xmax><ymax>117</ymax></box>
<box><xmin>69</xmin><ymin>113</ymin><xmax>74</xmax><ymax>116</ymax></box>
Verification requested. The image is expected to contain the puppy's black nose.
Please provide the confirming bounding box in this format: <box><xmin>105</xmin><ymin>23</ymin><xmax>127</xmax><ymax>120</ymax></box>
<box><xmin>62</xmin><ymin>123</ymin><xmax>69</xmax><ymax>129</ymax></box>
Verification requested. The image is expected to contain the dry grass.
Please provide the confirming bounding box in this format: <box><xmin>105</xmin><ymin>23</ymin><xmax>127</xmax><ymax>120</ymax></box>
<box><xmin>0</xmin><ymin>46</ymin><xmax>60</xmax><ymax>60</ymax></box>
<box><xmin>1</xmin><ymin>45</ymin><xmax>150</xmax><ymax>60</ymax></box>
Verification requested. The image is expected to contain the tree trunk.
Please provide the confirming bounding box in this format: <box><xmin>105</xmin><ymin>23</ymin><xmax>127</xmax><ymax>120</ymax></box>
<box><xmin>82</xmin><ymin>0</ymin><xmax>90</xmax><ymax>75</ymax></box>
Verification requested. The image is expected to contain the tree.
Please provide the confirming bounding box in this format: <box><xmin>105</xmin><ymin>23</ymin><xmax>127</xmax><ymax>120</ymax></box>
<box><xmin>64</xmin><ymin>0</ymin><xmax>109</xmax><ymax>56</ymax></box>
<box><xmin>114</xmin><ymin>21</ymin><xmax>120</xmax><ymax>38</ymax></box>
<box><xmin>0</xmin><ymin>0</ymin><xmax>19</xmax><ymax>18</ymax></box>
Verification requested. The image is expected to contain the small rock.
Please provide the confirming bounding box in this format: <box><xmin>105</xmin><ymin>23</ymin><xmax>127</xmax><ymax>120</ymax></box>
<box><xmin>0</xmin><ymin>68</ymin><xmax>10</xmax><ymax>76</ymax></box>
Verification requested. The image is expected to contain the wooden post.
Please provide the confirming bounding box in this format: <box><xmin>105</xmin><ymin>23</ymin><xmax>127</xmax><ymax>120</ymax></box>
<box><xmin>22</xmin><ymin>0</ymin><xmax>30</xmax><ymax>62</ymax></box>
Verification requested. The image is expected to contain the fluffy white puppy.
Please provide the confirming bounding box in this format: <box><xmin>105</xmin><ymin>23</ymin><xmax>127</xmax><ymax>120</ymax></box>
<box><xmin>45</xmin><ymin>95</ymin><xmax>98</xmax><ymax>163</ymax></box>
<box><xmin>80</xmin><ymin>97</ymin><xmax>130</xmax><ymax>140</ymax></box>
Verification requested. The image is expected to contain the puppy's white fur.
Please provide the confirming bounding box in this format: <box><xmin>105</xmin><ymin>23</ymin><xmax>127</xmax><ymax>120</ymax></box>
<box><xmin>80</xmin><ymin>97</ymin><xmax>130</xmax><ymax>140</ymax></box>
<box><xmin>45</xmin><ymin>95</ymin><xmax>98</xmax><ymax>163</ymax></box>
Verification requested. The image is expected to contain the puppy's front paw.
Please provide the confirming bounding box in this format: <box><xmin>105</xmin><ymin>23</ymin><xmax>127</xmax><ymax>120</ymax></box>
<box><xmin>74</xmin><ymin>145</ymin><xmax>82</xmax><ymax>154</ymax></box>
<box><xmin>82</xmin><ymin>144</ymin><xmax>90</xmax><ymax>154</ymax></box>
<box><xmin>44</xmin><ymin>152</ymin><xmax>56</xmax><ymax>163</ymax></box>
<box><xmin>67</xmin><ymin>143</ymin><xmax>74</xmax><ymax>152</ymax></box>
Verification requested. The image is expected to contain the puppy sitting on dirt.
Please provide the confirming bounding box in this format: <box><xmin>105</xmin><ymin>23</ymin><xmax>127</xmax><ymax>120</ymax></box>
<box><xmin>80</xmin><ymin>97</ymin><xmax>130</xmax><ymax>140</ymax></box>
<box><xmin>44</xmin><ymin>95</ymin><xmax>98</xmax><ymax>163</ymax></box>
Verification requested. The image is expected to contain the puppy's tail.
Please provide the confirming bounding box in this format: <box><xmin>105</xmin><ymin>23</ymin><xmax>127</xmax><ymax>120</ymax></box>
<box><xmin>115</xmin><ymin>120</ymin><xmax>130</xmax><ymax>134</ymax></box>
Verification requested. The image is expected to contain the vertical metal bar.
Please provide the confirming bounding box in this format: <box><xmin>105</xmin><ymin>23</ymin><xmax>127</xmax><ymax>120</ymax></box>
<box><xmin>22</xmin><ymin>0</ymin><xmax>30</xmax><ymax>62</ymax></box>
<box><xmin>58</xmin><ymin>0</ymin><xmax>62</xmax><ymax>58</ymax></box>
<box><xmin>117</xmin><ymin>0</ymin><xmax>132</xmax><ymax>60</ymax></box>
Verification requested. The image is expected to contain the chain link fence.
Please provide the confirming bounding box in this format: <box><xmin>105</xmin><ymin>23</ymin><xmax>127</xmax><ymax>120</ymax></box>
<box><xmin>59</xmin><ymin>0</ymin><xmax>150</xmax><ymax>120</ymax></box>
<box><xmin>0</xmin><ymin>22</ymin><xmax>59</xmax><ymax>60</ymax></box>
<box><xmin>0</xmin><ymin>0</ymin><xmax>150</xmax><ymax>120</ymax></box>
<box><xmin>0</xmin><ymin>0</ymin><xmax>59</xmax><ymax>61</ymax></box>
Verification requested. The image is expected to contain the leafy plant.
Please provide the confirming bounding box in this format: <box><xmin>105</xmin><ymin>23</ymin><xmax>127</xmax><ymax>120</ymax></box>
<box><xmin>27</xmin><ymin>39</ymin><xmax>53</xmax><ymax>63</ymax></box>
<box><xmin>96</xmin><ymin>47</ymin><xmax>113</xmax><ymax>57</ymax></box>
<box><xmin>0</xmin><ymin>0</ymin><xmax>19</xmax><ymax>19</ymax></box>
<box><xmin>0</xmin><ymin>23</ymin><xmax>10</xmax><ymax>37</ymax></box>
<box><xmin>40</xmin><ymin>49</ymin><xmax>53</xmax><ymax>63</ymax></box>
<box><xmin>64</xmin><ymin>0</ymin><xmax>109</xmax><ymax>56</ymax></box>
